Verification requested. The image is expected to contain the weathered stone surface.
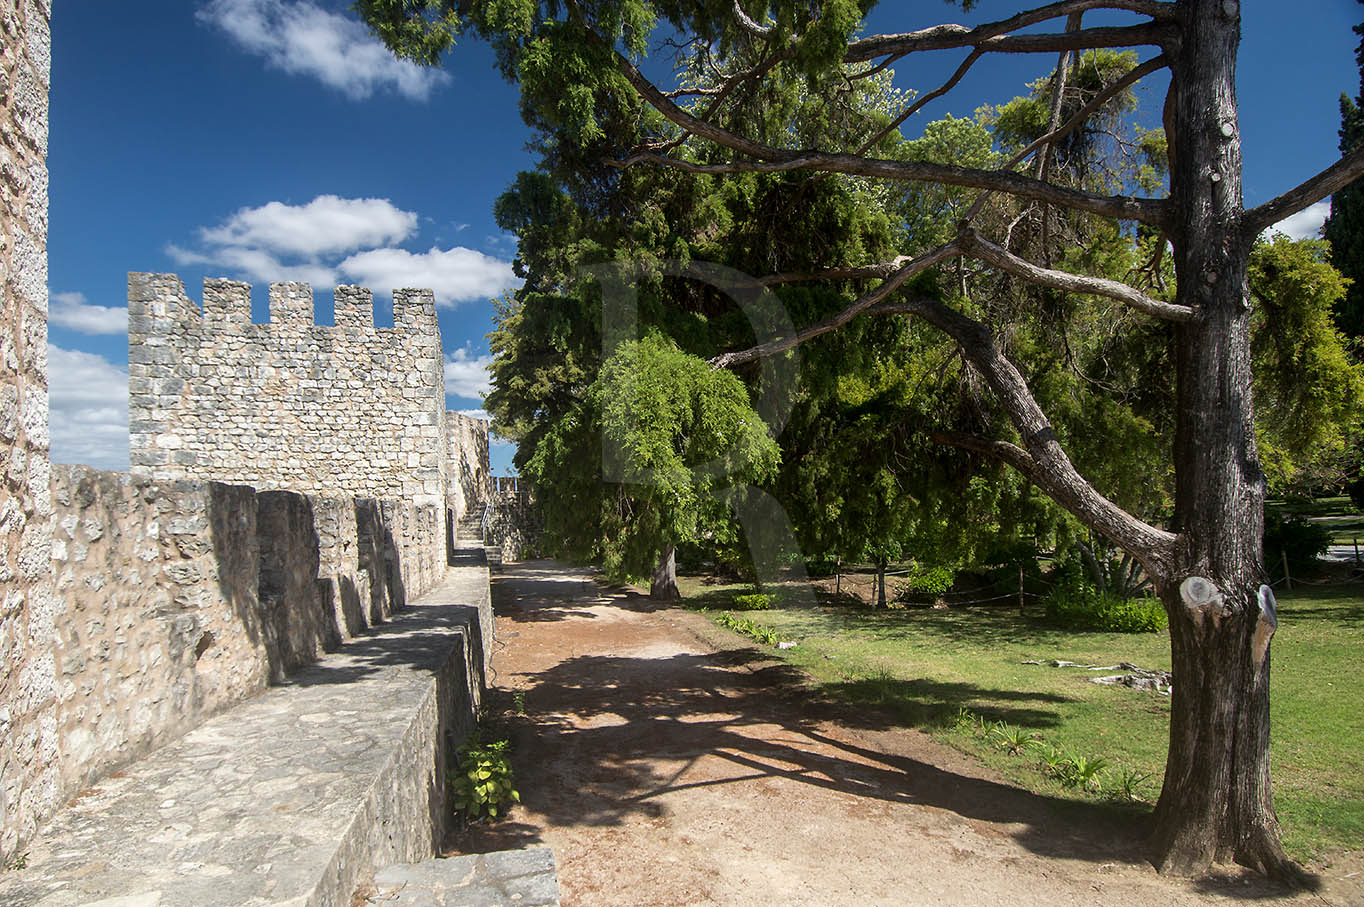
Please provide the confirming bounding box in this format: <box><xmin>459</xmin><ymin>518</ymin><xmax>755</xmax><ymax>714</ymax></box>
<box><xmin>371</xmin><ymin>848</ymin><xmax>560</xmax><ymax>907</ymax></box>
<box><xmin>0</xmin><ymin>551</ymin><xmax>491</xmax><ymax>907</ymax></box>
<box><xmin>126</xmin><ymin>275</ymin><xmax>452</xmax><ymax>510</ymax></box>
<box><xmin>0</xmin><ymin>0</ymin><xmax>52</xmax><ymax>860</ymax></box>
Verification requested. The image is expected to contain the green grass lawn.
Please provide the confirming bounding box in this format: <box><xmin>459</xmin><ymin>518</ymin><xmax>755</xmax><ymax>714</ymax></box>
<box><xmin>680</xmin><ymin>576</ymin><xmax>1364</xmax><ymax>865</ymax></box>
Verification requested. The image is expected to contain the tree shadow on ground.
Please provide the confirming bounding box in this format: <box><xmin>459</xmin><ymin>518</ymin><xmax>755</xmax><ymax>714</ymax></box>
<box><xmin>471</xmin><ymin>562</ymin><xmax>1319</xmax><ymax>899</ymax></box>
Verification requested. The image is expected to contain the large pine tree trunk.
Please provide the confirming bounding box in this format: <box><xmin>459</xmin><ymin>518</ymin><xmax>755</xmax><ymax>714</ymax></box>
<box><xmin>650</xmin><ymin>543</ymin><xmax>680</xmax><ymax>600</ymax></box>
<box><xmin>1150</xmin><ymin>0</ymin><xmax>1295</xmax><ymax>879</ymax></box>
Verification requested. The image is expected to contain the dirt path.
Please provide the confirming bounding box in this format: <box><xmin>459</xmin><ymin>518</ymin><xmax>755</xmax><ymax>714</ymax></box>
<box><xmin>456</xmin><ymin>560</ymin><xmax>1362</xmax><ymax>906</ymax></box>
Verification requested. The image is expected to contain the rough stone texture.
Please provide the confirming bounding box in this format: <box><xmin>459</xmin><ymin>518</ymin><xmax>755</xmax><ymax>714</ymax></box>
<box><xmin>0</xmin><ymin>550</ymin><xmax>492</xmax><ymax>907</ymax></box>
<box><xmin>371</xmin><ymin>849</ymin><xmax>560</xmax><ymax>906</ymax></box>
<box><xmin>0</xmin><ymin>0</ymin><xmax>53</xmax><ymax>861</ymax></box>
<box><xmin>34</xmin><ymin>466</ymin><xmax>456</xmax><ymax>857</ymax></box>
<box><xmin>446</xmin><ymin>410</ymin><xmax>489</xmax><ymax>526</ymax></box>
<box><xmin>486</xmin><ymin>484</ymin><xmax>541</xmax><ymax>564</ymax></box>
<box><xmin>127</xmin><ymin>275</ymin><xmax>449</xmax><ymax>507</ymax></box>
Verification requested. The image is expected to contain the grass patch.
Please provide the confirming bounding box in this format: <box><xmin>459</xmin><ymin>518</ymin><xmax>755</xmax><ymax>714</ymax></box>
<box><xmin>692</xmin><ymin>583</ymin><xmax>1364</xmax><ymax>865</ymax></box>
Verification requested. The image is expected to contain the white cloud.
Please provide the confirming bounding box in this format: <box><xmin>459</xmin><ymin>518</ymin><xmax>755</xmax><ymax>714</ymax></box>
<box><xmin>339</xmin><ymin>246</ymin><xmax>518</xmax><ymax>307</ymax></box>
<box><xmin>1268</xmin><ymin>200</ymin><xmax>1330</xmax><ymax>241</ymax></box>
<box><xmin>197</xmin><ymin>0</ymin><xmax>449</xmax><ymax>101</ymax></box>
<box><xmin>201</xmin><ymin>195</ymin><xmax>418</xmax><ymax>258</ymax></box>
<box><xmin>166</xmin><ymin>242</ymin><xmax>338</xmax><ymax>288</ymax></box>
<box><xmin>445</xmin><ymin>347</ymin><xmax>493</xmax><ymax>399</ymax></box>
<box><xmin>49</xmin><ymin>292</ymin><xmax>127</xmax><ymax>335</ymax></box>
<box><xmin>47</xmin><ymin>345</ymin><xmax>129</xmax><ymax>472</ymax></box>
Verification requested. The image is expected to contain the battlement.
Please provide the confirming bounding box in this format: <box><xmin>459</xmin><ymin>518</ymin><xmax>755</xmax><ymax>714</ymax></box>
<box><xmin>128</xmin><ymin>272</ymin><xmax>449</xmax><ymax>505</ymax></box>
<box><xmin>127</xmin><ymin>273</ymin><xmax>440</xmax><ymax>336</ymax></box>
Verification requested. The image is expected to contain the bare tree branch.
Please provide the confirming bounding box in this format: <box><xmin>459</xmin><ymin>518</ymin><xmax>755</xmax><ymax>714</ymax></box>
<box><xmin>758</xmin><ymin>258</ymin><xmax>920</xmax><ymax>286</ymax></box>
<box><xmin>732</xmin><ymin>1</ymin><xmax>771</xmax><ymax>38</ymax></box>
<box><xmin>852</xmin><ymin>48</ymin><xmax>984</xmax><ymax>157</ymax></box>
<box><xmin>958</xmin><ymin>229</ymin><xmax>1193</xmax><ymax>320</ymax></box>
<box><xmin>1243</xmin><ymin>145</ymin><xmax>1364</xmax><ymax>236</ymax></box>
<box><xmin>847</xmin><ymin>20</ymin><xmax>1173</xmax><ymax>63</ymax></box>
<box><xmin>709</xmin><ymin>241</ymin><xmax>962</xmax><ymax>368</ymax></box>
<box><xmin>613</xmin><ymin>148</ymin><xmax>1169</xmax><ymax>225</ymax></box>
<box><xmin>867</xmin><ymin>299</ymin><xmax>1176</xmax><ymax>563</ymax></box>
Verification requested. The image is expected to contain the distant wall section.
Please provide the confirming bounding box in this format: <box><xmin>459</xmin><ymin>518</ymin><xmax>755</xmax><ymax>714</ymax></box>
<box><xmin>446</xmin><ymin>411</ymin><xmax>489</xmax><ymax>523</ymax></box>
<box><xmin>127</xmin><ymin>275</ymin><xmax>448</xmax><ymax>506</ymax></box>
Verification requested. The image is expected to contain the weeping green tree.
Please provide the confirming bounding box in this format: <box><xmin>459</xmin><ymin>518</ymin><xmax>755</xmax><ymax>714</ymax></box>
<box><xmin>525</xmin><ymin>335</ymin><xmax>778</xmax><ymax>597</ymax></box>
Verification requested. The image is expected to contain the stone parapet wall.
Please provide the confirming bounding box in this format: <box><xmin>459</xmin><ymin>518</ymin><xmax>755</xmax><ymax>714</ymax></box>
<box><xmin>34</xmin><ymin>464</ymin><xmax>449</xmax><ymax>850</ymax></box>
<box><xmin>488</xmin><ymin>491</ymin><xmax>541</xmax><ymax>563</ymax></box>
<box><xmin>0</xmin><ymin>0</ymin><xmax>53</xmax><ymax>858</ymax></box>
<box><xmin>127</xmin><ymin>275</ymin><xmax>448</xmax><ymax>505</ymax></box>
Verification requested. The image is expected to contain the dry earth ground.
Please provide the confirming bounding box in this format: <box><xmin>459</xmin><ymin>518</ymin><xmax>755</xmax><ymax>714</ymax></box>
<box><xmin>454</xmin><ymin>559</ymin><xmax>1364</xmax><ymax>907</ymax></box>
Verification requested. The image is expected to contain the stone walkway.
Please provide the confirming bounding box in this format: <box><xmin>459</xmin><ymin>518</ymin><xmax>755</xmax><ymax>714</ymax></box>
<box><xmin>0</xmin><ymin>548</ymin><xmax>491</xmax><ymax>907</ymax></box>
<box><xmin>370</xmin><ymin>848</ymin><xmax>559</xmax><ymax>905</ymax></box>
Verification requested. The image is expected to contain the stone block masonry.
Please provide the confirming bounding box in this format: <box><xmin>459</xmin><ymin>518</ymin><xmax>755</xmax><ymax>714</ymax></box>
<box><xmin>0</xmin><ymin>0</ymin><xmax>54</xmax><ymax>859</ymax></box>
<box><xmin>43</xmin><ymin>463</ymin><xmax>452</xmax><ymax>819</ymax></box>
<box><xmin>128</xmin><ymin>274</ymin><xmax>449</xmax><ymax>506</ymax></box>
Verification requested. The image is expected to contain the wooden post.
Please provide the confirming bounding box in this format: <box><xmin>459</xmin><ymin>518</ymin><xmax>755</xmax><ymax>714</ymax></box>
<box><xmin>835</xmin><ymin>557</ymin><xmax>841</xmax><ymax>596</ymax></box>
<box><xmin>1281</xmin><ymin>550</ymin><xmax>1292</xmax><ymax>591</ymax></box>
<box><xmin>1018</xmin><ymin>565</ymin><xmax>1025</xmax><ymax>616</ymax></box>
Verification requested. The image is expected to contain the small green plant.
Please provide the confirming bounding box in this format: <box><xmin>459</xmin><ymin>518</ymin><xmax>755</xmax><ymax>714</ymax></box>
<box><xmin>449</xmin><ymin>733</ymin><xmax>519</xmax><ymax>821</ymax></box>
<box><xmin>951</xmin><ymin>706</ymin><xmax>977</xmax><ymax>733</ymax></box>
<box><xmin>988</xmin><ymin>722</ymin><xmax>1035</xmax><ymax>755</ymax></box>
<box><xmin>899</xmin><ymin>563</ymin><xmax>957</xmax><ymax>597</ymax></box>
<box><xmin>1057</xmin><ymin>752</ymin><xmax>1109</xmax><ymax>791</ymax></box>
<box><xmin>511</xmin><ymin>690</ymin><xmax>527</xmax><ymax>716</ymax></box>
<box><xmin>1028</xmin><ymin>739</ymin><xmax>1068</xmax><ymax>775</ymax></box>
<box><xmin>3</xmin><ymin>851</ymin><xmax>27</xmax><ymax>872</ymax></box>
<box><xmin>731</xmin><ymin>592</ymin><xmax>774</xmax><ymax>611</ymax></box>
<box><xmin>1107</xmin><ymin>764</ymin><xmax>1153</xmax><ymax>802</ymax></box>
<box><xmin>714</xmin><ymin>611</ymin><xmax>780</xmax><ymax>646</ymax></box>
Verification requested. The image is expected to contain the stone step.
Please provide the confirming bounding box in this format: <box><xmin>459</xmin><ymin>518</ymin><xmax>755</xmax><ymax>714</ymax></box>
<box><xmin>366</xmin><ymin>849</ymin><xmax>559</xmax><ymax>906</ymax></box>
<box><xmin>0</xmin><ymin>547</ymin><xmax>493</xmax><ymax>907</ymax></box>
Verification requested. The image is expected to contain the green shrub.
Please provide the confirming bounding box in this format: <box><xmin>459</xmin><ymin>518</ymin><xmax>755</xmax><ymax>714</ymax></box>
<box><xmin>1264</xmin><ymin>511</ymin><xmax>1333</xmax><ymax>573</ymax></box>
<box><xmin>731</xmin><ymin>592</ymin><xmax>774</xmax><ymax>611</ymax></box>
<box><xmin>449</xmin><ymin>733</ymin><xmax>519</xmax><ymax>821</ymax></box>
<box><xmin>714</xmin><ymin>611</ymin><xmax>780</xmax><ymax>646</ymax></box>
<box><xmin>901</xmin><ymin>564</ymin><xmax>956</xmax><ymax>597</ymax></box>
<box><xmin>1044</xmin><ymin>581</ymin><xmax>1167</xmax><ymax>633</ymax></box>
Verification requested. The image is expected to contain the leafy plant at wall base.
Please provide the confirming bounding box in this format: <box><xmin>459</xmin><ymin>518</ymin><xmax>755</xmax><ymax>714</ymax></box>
<box><xmin>989</xmin><ymin>722</ymin><xmax>1035</xmax><ymax>755</ymax></box>
<box><xmin>1108</xmin><ymin>765</ymin><xmax>1153</xmax><ymax>802</ymax></box>
<box><xmin>449</xmin><ymin>734</ymin><xmax>519</xmax><ymax>821</ymax></box>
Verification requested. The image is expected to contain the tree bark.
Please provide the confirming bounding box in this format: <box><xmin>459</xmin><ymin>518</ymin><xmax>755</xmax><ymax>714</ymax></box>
<box><xmin>1149</xmin><ymin>0</ymin><xmax>1297</xmax><ymax>880</ymax></box>
<box><xmin>876</xmin><ymin>558</ymin><xmax>888</xmax><ymax>609</ymax></box>
<box><xmin>650</xmin><ymin>543</ymin><xmax>680</xmax><ymax>601</ymax></box>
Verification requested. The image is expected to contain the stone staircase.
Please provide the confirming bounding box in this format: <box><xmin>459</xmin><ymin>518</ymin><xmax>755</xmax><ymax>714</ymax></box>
<box><xmin>0</xmin><ymin>546</ymin><xmax>554</xmax><ymax>907</ymax></box>
<box><xmin>456</xmin><ymin>505</ymin><xmax>504</xmax><ymax>567</ymax></box>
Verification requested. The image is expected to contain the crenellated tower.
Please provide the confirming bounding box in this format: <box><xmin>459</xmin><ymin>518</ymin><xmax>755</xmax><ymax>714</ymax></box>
<box><xmin>127</xmin><ymin>274</ymin><xmax>450</xmax><ymax>506</ymax></box>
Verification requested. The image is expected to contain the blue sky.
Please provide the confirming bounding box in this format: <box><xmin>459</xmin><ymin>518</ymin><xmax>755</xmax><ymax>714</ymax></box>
<box><xmin>46</xmin><ymin>1</ymin><xmax>1361</xmax><ymax>476</ymax></box>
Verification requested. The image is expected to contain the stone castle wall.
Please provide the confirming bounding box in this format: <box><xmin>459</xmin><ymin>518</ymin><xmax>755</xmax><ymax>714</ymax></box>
<box><xmin>127</xmin><ymin>275</ymin><xmax>448</xmax><ymax>506</ymax></box>
<box><xmin>0</xmin><ymin>0</ymin><xmax>54</xmax><ymax>858</ymax></box>
<box><xmin>47</xmin><ymin>464</ymin><xmax>447</xmax><ymax>802</ymax></box>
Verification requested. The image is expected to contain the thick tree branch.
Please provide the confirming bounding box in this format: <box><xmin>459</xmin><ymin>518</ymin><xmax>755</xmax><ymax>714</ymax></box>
<box><xmin>868</xmin><ymin>299</ymin><xmax>1176</xmax><ymax>563</ymax></box>
<box><xmin>852</xmin><ymin>48</ymin><xmax>984</xmax><ymax>157</ymax></box>
<box><xmin>958</xmin><ymin>229</ymin><xmax>1193</xmax><ymax>320</ymax></box>
<box><xmin>847</xmin><ymin>17</ymin><xmax>1173</xmax><ymax>63</ymax></box>
<box><xmin>1243</xmin><ymin>145</ymin><xmax>1364</xmax><ymax>236</ymax></box>
<box><xmin>732</xmin><ymin>1</ymin><xmax>770</xmax><ymax>38</ymax></box>
<box><xmin>758</xmin><ymin>258</ymin><xmax>918</xmax><ymax>286</ymax></box>
<box><xmin>709</xmin><ymin>241</ymin><xmax>961</xmax><ymax>368</ymax></box>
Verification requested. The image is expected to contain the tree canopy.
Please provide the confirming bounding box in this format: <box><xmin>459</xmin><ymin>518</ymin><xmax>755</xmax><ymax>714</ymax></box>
<box><xmin>359</xmin><ymin>0</ymin><xmax>1364</xmax><ymax>881</ymax></box>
